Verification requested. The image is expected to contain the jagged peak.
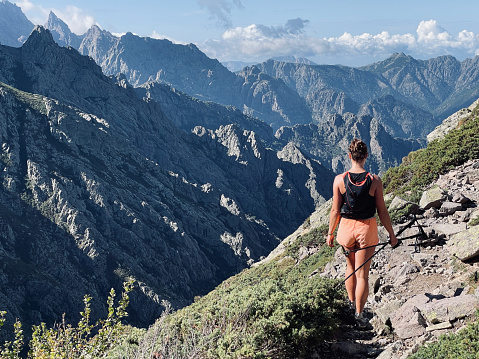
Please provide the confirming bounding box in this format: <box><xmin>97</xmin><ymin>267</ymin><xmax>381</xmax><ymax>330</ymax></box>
<box><xmin>45</xmin><ymin>11</ymin><xmax>70</xmax><ymax>31</ymax></box>
<box><xmin>24</xmin><ymin>25</ymin><xmax>55</xmax><ymax>47</ymax></box>
<box><xmin>48</xmin><ymin>10</ymin><xmax>59</xmax><ymax>21</ymax></box>
<box><xmin>86</xmin><ymin>24</ymin><xmax>109</xmax><ymax>35</ymax></box>
<box><xmin>1</xmin><ymin>0</ymin><xmax>21</xmax><ymax>10</ymax></box>
<box><xmin>277</xmin><ymin>141</ymin><xmax>308</xmax><ymax>164</ymax></box>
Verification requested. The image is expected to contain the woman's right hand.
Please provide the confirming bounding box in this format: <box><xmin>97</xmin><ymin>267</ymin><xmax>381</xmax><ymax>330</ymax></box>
<box><xmin>326</xmin><ymin>233</ymin><xmax>335</xmax><ymax>248</ymax></box>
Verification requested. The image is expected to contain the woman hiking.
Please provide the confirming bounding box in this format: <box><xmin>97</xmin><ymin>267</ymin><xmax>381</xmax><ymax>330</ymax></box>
<box><xmin>327</xmin><ymin>138</ymin><xmax>398</xmax><ymax>327</ymax></box>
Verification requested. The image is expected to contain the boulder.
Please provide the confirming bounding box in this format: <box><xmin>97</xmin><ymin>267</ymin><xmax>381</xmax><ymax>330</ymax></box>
<box><xmin>439</xmin><ymin>202</ymin><xmax>463</xmax><ymax>216</ymax></box>
<box><xmin>420</xmin><ymin>295</ymin><xmax>479</xmax><ymax>324</ymax></box>
<box><xmin>432</xmin><ymin>223</ymin><xmax>467</xmax><ymax>238</ymax></box>
<box><xmin>419</xmin><ymin>186</ymin><xmax>448</xmax><ymax>210</ymax></box>
<box><xmin>390</xmin><ymin>294</ymin><xmax>430</xmax><ymax>339</ymax></box>
<box><xmin>389</xmin><ymin>196</ymin><xmax>420</xmax><ymax>215</ymax></box>
<box><xmin>395</xmin><ymin>310</ymin><xmax>428</xmax><ymax>339</ymax></box>
<box><xmin>452</xmin><ymin>192</ymin><xmax>470</xmax><ymax>204</ymax></box>
<box><xmin>447</xmin><ymin>226</ymin><xmax>479</xmax><ymax>261</ymax></box>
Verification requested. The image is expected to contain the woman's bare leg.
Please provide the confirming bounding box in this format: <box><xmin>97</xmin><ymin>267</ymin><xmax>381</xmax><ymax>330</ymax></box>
<box><xmin>353</xmin><ymin>246</ymin><xmax>375</xmax><ymax>314</ymax></box>
<box><xmin>344</xmin><ymin>252</ymin><xmax>356</xmax><ymax>303</ymax></box>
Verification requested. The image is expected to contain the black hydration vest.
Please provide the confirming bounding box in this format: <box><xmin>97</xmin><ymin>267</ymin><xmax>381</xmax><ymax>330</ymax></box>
<box><xmin>340</xmin><ymin>172</ymin><xmax>376</xmax><ymax>220</ymax></box>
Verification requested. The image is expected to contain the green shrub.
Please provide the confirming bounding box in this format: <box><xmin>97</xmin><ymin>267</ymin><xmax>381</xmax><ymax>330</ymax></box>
<box><xmin>383</xmin><ymin>109</ymin><xmax>479</xmax><ymax>199</ymax></box>
<box><xmin>409</xmin><ymin>317</ymin><xmax>479</xmax><ymax>359</ymax></box>
<box><xmin>285</xmin><ymin>224</ymin><xmax>329</xmax><ymax>258</ymax></box>
<box><xmin>0</xmin><ymin>280</ymin><xmax>134</xmax><ymax>359</ymax></box>
<box><xmin>139</xmin><ymin>248</ymin><xmax>345</xmax><ymax>359</ymax></box>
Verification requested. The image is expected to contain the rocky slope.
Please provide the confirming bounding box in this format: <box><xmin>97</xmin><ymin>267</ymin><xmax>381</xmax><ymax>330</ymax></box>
<box><xmin>274</xmin><ymin>112</ymin><xmax>425</xmax><ymax>174</ymax></box>
<box><xmin>262</xmin><ymin>100</ymin><xmax>479</xmax><ymax>357</ymax></box>
<box><xmin>357</xmin><ymin>94</ymin><xmax>438</xmax><ymax>138</ymax></box>
<box><xmin>0</xmin><ymin>0</ymin><xmax>33</xmax><ymax>47</ymax></box>
<box><xmin>0</xmin><ymin>26</ymin><xmax>333</xmax><ymax>338</ymax></box>
<box><xmin>262</xmin><ymin>158</ymin><xmax>479</xmax><ymax>358</ymax></box>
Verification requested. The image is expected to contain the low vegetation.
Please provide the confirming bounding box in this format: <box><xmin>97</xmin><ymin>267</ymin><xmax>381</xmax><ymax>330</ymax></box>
<box><xmin>0</xmin><ymin>235</ymin><xmax>344</xmax><ymax>358</ymax></box>
<box><xmin>383</xmin><ymin>103</ymin><xmax>479</xmax><ymax>202</ymax></box>
<box><xmin>408</xmin><ymin>314</ymin><xmax>479</xmax><ymax>359</ymax></box>
<box><xmin>124</xmin><ymin>240</ymin><xmax>344</xmax><ymax>358</ymax></box>
<box><xmin>0</xmin><ymin>280</ymin><xmax>134</xmax><ymax>358</ymax></box>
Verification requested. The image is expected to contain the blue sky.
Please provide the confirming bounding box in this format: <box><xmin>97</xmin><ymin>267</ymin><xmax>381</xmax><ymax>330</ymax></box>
<box><xmin>13</xmin><ymin>0</ymin><xmax>479</xmax><ymax>66</ymax></box>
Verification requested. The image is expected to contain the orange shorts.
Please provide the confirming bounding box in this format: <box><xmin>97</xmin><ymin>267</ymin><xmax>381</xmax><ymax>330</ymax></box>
<box><xmin>337</xmin><ymin>217</ymin><xmax>379</xmax><ymax>250</ymax></box>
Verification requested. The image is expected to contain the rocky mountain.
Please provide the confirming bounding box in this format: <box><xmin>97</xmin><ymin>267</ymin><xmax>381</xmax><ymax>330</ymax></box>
<box><xmin>275</xmin><ymin>112</ymin><xmax>425</xmax><ymax>174</ymax></box>
<box><xmin>0</xmin><ymin>26</ymin><xmax>333</xmax><ymax>336</ymax></box>
<box><xmin>134</xmin><ymin>81</ymin><xmax>276</xmax><ymax>141</ymax></box>
<box><xmin>357</xmin><ymin>94</ymin><xmax>438</xmax><ymax>138</ymax></box>
<box><xmin>5</xmin><ymin>1</ymin><xmax>479</xmax><ymax>145</ymax></box>
<box><xmin>45</xmin><ymin>11</ymin><xmax>83</xmax><ymax>49</ymax></box>
<box><xmin>0</xmin><ymin>0</ymin><xmax>33</xmax><ymax>47</ymax></box>
<box><xmin>73</xmin><ymin>25</ymin><xmax>311</xmax><ymax>130</ymax></box>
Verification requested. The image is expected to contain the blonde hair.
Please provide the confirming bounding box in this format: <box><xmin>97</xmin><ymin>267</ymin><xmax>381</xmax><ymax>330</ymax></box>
<box><xmin>349</xmin><ymin>138</ymin><xmax>368</xmax><ymax>162</ymax></box>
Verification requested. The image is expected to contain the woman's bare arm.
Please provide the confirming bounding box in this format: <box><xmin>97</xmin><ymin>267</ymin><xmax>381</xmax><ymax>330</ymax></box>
<box><xmin>327</xmin><ymin>175</ymin><xmax>344</xmax><ymax>247</ymax></box>
<box><xmin>373</xmin><ymin>175</ymin><xmax>398</xmax><ymax>246</ymax></box>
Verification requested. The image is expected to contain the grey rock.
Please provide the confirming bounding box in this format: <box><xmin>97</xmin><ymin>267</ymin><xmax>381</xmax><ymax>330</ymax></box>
<box><xmin>394</xmin><ymin>311</ymin><xmax>428</xmax><ymax>339</ymax></box>
<box><xmin>389</xmin><ymin>196</ymin><xmax>420</xmax><ymax>215</ymax></box>
<box><xmin>424</xmin><ymin>207</ymin><xmax>440</xmax><ymax>219</ymax></box>
<box><xmin>390</xmin><ymin>294</ymin><xmax>430</xmax><ymax>339</ymax></box>
<box><xmin>426</xmin><ymin>321</ymin><xmax>453</xmax><ymax>332</ymax></box>
<box><xmin>432</xmin><ymin>222</ymin><xmax>467</xmax><ymax>238</ymax></box>
<box><xmin>447</xmin><ymin>226</ymin><xmax>479</xmax><ymax>261</ymax></box>
<box><xmin>421</xmin><ymin>295</ymin><xmax>479</xmax><ymax>324</ymax></box>
<box><xmin>439</xmin><ymin>202</ymin><xmax>463</xmax><ymax>216</ymax></box>
<box><xmin>420</xmin><ymin>186</ymin><xmax>448</xmax><ymax>210</ymax></box>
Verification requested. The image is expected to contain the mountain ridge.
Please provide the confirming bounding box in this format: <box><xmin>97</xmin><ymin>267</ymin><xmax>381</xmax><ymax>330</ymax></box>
<box><xmin>0</xmin><ymin>26</ymin><xmax>332</xmax><ymax>337</ymax></box>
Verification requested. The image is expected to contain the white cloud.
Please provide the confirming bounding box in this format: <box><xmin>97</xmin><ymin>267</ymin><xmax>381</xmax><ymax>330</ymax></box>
<box><xmin>197</xmin><ymin>0</ymin><xmax>243</xmax><ymax>28</ymax></box>
<box><xmin>150</xmin><ymin>31</ymin><xmax>185</xmax><ymax>44</ymax></box>
<box><xmin>51</xmin><ymin>6</ymin><xmax>96</xmax><ymax>34</ymax></box>
<box><xmin>198</xmin><ymin>19</ymin><xmax>479</xmax><ymax>65</ymax></box>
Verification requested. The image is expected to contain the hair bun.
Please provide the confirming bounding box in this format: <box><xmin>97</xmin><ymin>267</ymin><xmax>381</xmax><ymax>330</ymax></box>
<box><xmin>349</xmin><ymin>138</ymin><xmax>368</xmax><ymax>162</ymax></box>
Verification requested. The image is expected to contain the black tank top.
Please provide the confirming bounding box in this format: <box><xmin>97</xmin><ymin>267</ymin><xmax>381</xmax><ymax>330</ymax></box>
<box><xmin>340</xmin><ymin>172</ymin><xmax>376</xmax><ymax>220</ymax></box>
